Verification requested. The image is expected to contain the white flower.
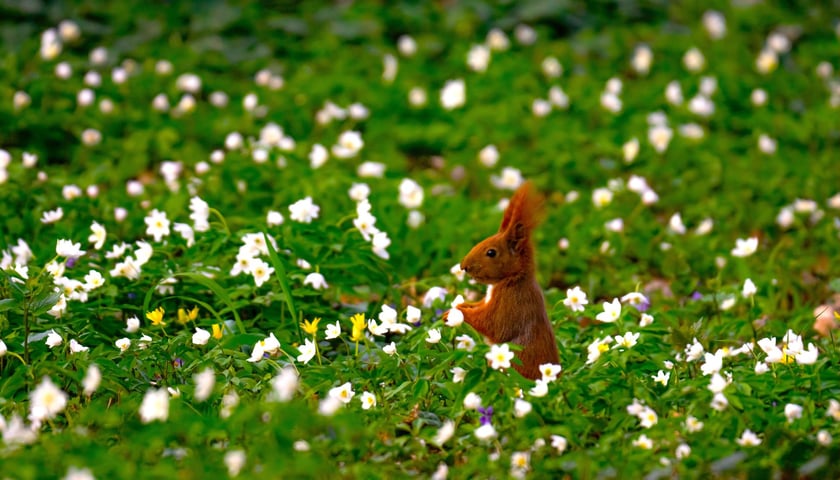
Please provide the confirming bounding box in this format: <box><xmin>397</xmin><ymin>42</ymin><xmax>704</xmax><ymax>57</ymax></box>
<box><xmin>69</xmin><ymin>339</ymin><xmax>89</xmax><ymax>353</ymax></box>
<box><xmin>742</xmin><ymin>278</ymin><xmax>757</xmax><ymax>298</ymax></box>
<box><xmin>491</xmin><ymin>167</ymin><xmax>524</xmax><ymax>190</ymax></box>
<box><xmin>592</xmin><ymin>187</ymin><xmax>614</xmax><ymax>208</ymax></box>
<box><xmin>563</xmin><ymin>286</ymin><xmax>589</xmax><ymax>312</ymax></box>
<box><xmin>632</xmin><ymin>434</ymin><xmax>653</xmax><ymax>450</ymax></box>
<box><xmin>382</xmin><ymin>342</ymin><xmax>397</xmax><ymax>355</ymax></box>
<box><xmin>551</xmin><ymin>435</ymin><xmax>568</xmax><ymax>454</ymax></box>
<box><xmin>360</xmin><ymin>391</ymin><xmax>376</xmax><ymax>410</ymax></box>
<box><xmin>56</xmin><ymin>239</ymin><xmax>86</xmax><ymax>259</ymax></box>
<box><xmin>702</xmin><ymin>10</ymin><xmax>726</xmax><ymax>39</ymax></box>
<box><xmin>586</xmin><ymin>336</ymin><xmax>613</xmax><ymax>364</ymax></box>
<box><xmin>711</xmin><ymin>392</ymin><xmax>728</xmax><ymax>411</ymax></box>
<box><xmin>289</xmin><ymin>197</ymin><xmax>320</xmax><ymax>223</ymax></box>
<box><xmin>45</xmin><ymin>330</ymin><xmax>62</xmax><ymax>348</ymax></box>
<box><xmin>329</xmin><ymin>382</ymin><xmax>355</xmax><ymax>404</ymax></box>
<box><xmin>455</xmin><ymin>334</ymin><xmax>476</xmax><ymax>351</ymax></box>
<box><xmin>817</xmin><ymin>430</ymin><xmax>832</xmax><ymax>446</ymax></box>
<box><xmin>81</xmin><ymin>364</ymin><xmax>101</xmax><ymax>397</ymax></box>
<box><xmin>144</xmin><ymin>209</ymin><xmax>171</xmax><ymax>242</ymax></box>
<box><xmin>297</xmin><ymin>338</ymin><xmax>316</xmax><ymax>364</ymax></box>
<box><xmin>192</xmin><ymin>327</ymin><xmax>211</xmax><ymax>346</ymax></box>
<box><xmin>751</xmin><ymin>88</ymin><xmax>768</xmax><ymax>106</ymax></box>
<box><xmin>224</xmin><ymin>450</ymin><xmax>246</xmax><ymax>477</ymax></box>
<box><xmin>755</xmin><ymin>361</ymin><xmax>770</xmax><ymax>374</ymax></box>
<box><xmin>398</xmin><ymin>178</ymin><xmax>424</xmax><ymax>209</ymax></box>
<box><xmin>784</xmin><ymin>403</ymin><xmax>803</xmax><ymax>423</ymax></box>
<box><xmin>540</xmin><ymin>363</ymin><xmax>562</xmax><ymax>382</ymax></box>
<box><xmin>88</xmin><ymin>221</ymin><xmax>106</xmax><ymax>250</ymax></box>
<box><xmin>193</xmin><ymin>368</ymin><xmax>215</xmax><ymax>402</ymax></box>
<box><xmin>440</xmin><ymin>79</ymin><xmax>466</xmax><ymax>110</ymax></box>
<box><xmin>408</xmin><ymin>87</ymin><xmax>427</xmax><ymax>106</ymax></box>
<box><xmin>648</xmin><ymin>124</ymin><xmax>673</xmax><ymax>153</ymax></box>
<box><xmin>30</xmin><ymin>377</ymin><xmax>68</xmax><ymax>421</ymax></box>
<box><xmin>270</xmin><ymin>366</ymin><xmax>298</xmax><ymax>402</ymax></box>
<box><xmin>639</xmin><ymin>313</ymin><xmax>654</xmax><ymax>327</ymax></box>
<box><xmin>613</xmin><ymin>331</ymin><xmax>640</xmax><ymax>349</ymax></box>
<box><xmin>139</xmin><ymin>388</ymin><xmax>170</xmax><ymax>423</ymax></box>
<box><xmin>688</xmin><ymin>95</ymin><xmax>715</xmax><ymax>117</ymax></box>
<box><xmin>701</xmin><ymin>350</ymin><xmax>724</xmax><ymax>376</ymax></box>
<box><xmin>756</xmin><ymin>48</ymin><xmax>778</xmax><ymax>74</ymax></box>
<box><xmin>303</xmin><ymin>272</ymin><xmax>328</xmax><ymax>290</ymax></box>
<box><xmin>708</xmin><ymin>372</ymin><xmax>729</xmax><ymax>394</ymax></box>
<box><xmin>683</xmin><ymin>47</ymin><xmax>705</xmax><ymax>72</ymax></box>
<box><xmin>463</xmin><ymin>392</ymin><xmax>482</xmax><ymax>410</ymax></box>
<box><xmin>426</xmin><ymin>328</ymin><xmax>442</xmax><ymax>344</ymax></box>
<box><xmin>758</xmin><ymin>134</ymin><xmax>777</xmax><ymax>154</ymax></box>
<box><xmin>445</xmin><ymin>306</ymin><xmax>465</xmax><ymax>327</ymax></box>
<box><xmin>325</xmin><ymin>321</ymin><xmax>341</xmax><ymax>339</ymax></box>
<box><xmin>486</xmin><ymin>343</ymin><xmax>514</xmax><ymax>370</ymax></box>
<box><xmin>548</xmin><ymin>86</ymin><xmax>569</xmax><ymax>109</ymax></box>
<box><xmin>0</xmin><ymin>339</ymin><xmax>6</xmax><ymax>357</ymax></box>
<box><xmin>451</xmin><ymin>367</ymin><xmax>467</xmax><ymax>383</ymax></box>
<box><xmin>382</xmin><ymin>53</ymin><xmax>397</xmax><ymax>82</ymax></box>
<box><xmin>736</xmin><ymin>429</ymin><xmax>762</xmax><ymax>446</ymax></box>
<box><xmin>265</xmin><ymin>210</ymin><xmax>285</xmax><ymax>227</ymax></box>
<box><xmin>827</xmin><ymin>399</ymin><xmax>840</xmax><ymax>421</ymax></box>
<box><xmin>623</xmin><ymin>138</ymin><xmax>640</xmax><ymax>163</ymax></box>
<box><xmin>685</xmin><ymin>337</ymin><xmax>705</xmax><ymax>361</ymax></box>
<box><xmin>397</xmin><ymin>34</ymin><xmax>416</xmax><ymax>56</ymax></box>
<box><xmin>532</xmin><ymin>98</ymin><xmax>552</xmax><ymax>117</ymax></box>
<box><xmin>596</xmin><ymin>298</ymin><xmax>621</xmax><ymax>323</ymax></box>
<box><xmin>731</xmin><ymin>237</ymin><xmax>758</xmax><ymax>257</ymax></box>
<box><xmin>434</xmin><ymin>420</ymin><xmax>455</xmax><ymax>446</ymax></box>
<box><xmin>348</xmin><ymin>183</ymin><xmax>370</xmax><ymax>202</ymax></box>
<box><xmin>403</xmin><ymin>306</ymin><xmax>421</xmax><ymax>325</ymax></box>
<box><xmin>479</xmin><ymin>145</ymin><xmax>500</xmax><ymax>167</ymax></box>
<box><xmin>41</xmin><ymin>207</ymin><xmax>64</xmax><ymax>224</ymax></box>
<box><xmin>173</xmin><ymin>223</ymin><xmax>195</xmax><ymax>247</ymax></box>
<box><xmin>332</xmin><ymin>131</ymin><xmax>364</xmax><ymax>158</ymax></box>
<box><xmin>467</xmin><ymin>44</ymin><xmax>491</xmax><ymax>72</ymax></box>
<box><xmin>189</xmin><ymin>196</ymin><xmax>210</xmax><ymax>232</ymax></box>
<box><xmin>247</xmin><ymin>333</ymin><xmax>281</xmax><ymax>362</ymax></box>
<box><xmin>474</xmin><ymin>423</ymin><xmax>497</xmax><ymax>441</ymax></box>
<box><xmin>652</xmin><ymin>370</ymin><xmax>670</xmax><ymax>386</ymax></box>
<box><xmin>514</xmin><ymin>398</ymin><xmax>532</xmax><ymax>418</ymax></box>
<box><xmin>529</xmin><ymin>379</ymin><xmax>549</xmax><ymax>397</ymax></box>
<box><xmin>600</xmin><ymin>92</ymin><xmax>622</xmax><ymax>113</ymax></box>
<box><xmin>357</xmin><ymin>161</ymin><xmax>386</xmax><ymax>178</ymax></box>
<box><xmin>796</xmin><ymin>343</ymin><xmax>819</xmax><ymax>365</ymax></box>
<box><xmin>249</xmin><ymin>258</ymin><xmax>274</xmax><ymax>287</ymax></box>
<box><xmin>115</xmin><ymin>337</ymin><xmax>131</xmax><ymax>352</ymax></box>
<box><xmin>631</xmin><ymin>44</ymin><xmax>653</xmax><ymax>74</ymax></box>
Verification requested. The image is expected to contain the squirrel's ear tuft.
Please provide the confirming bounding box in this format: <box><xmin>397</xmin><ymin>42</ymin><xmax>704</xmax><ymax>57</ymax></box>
<box><xmin>506</xmin><ymin>222</ymin><xmax>528</xmax><ymax>253</ymax></box>
<box><xmin>499</xmin><ymin>181</ymin><xmax>544</xmax><ymax>234</ymax></box>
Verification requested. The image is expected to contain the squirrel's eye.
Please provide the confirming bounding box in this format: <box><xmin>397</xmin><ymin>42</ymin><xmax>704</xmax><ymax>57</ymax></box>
<box><xmin>486</xmin><ymin>248</ymin><xmax>497</xmax><ymax>258</ymax></box>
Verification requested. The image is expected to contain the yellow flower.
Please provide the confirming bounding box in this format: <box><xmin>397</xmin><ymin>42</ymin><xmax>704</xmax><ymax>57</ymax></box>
<box><xmin>350</xmin><ymin>313</ymin><xmax>366</xmax><ymax>342</ymax></box>
<box><xmin>212</xmin><ymin>323</ymin><xmax>223</xmax><ymax>339</ymax></box>
<box><xmin>146</xmin><ymin>306</ymin><xmax>166</xmax><ymax>326</ymax></box>
<box><xmin>177</xmin><ymin>306</ymin><xmax>200</xmax><ymax>324</ymax></box>
<box><xmin>301</xmin><ymin>317</ymin><xmax>321</xmax><ymax>336</ymax></box>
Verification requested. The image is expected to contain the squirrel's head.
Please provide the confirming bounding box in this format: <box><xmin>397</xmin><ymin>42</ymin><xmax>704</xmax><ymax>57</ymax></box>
<box><xmin>460</xmin><ymin>182</ymin><xmax>542</xmax><ymax>284</ymax></box>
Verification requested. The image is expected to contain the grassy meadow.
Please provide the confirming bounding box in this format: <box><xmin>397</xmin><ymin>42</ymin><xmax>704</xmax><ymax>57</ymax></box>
<box><xmin>1</xmin><ymin>1</ymin><xmax>840</xmax><ymax>478</ymax></box>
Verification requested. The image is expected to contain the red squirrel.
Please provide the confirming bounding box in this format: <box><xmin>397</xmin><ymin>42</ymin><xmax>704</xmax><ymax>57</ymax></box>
<box><xmin>444</xmin><ymin>181</ymin><xmax>559</xmax><ymax>380</ymax></box>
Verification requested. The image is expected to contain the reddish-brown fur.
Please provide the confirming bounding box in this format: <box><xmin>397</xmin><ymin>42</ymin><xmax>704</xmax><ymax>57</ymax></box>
<box><xmin>444</xmin><ymin>182</ymin><xmax>559</xmax><ymax>379</ymax></box>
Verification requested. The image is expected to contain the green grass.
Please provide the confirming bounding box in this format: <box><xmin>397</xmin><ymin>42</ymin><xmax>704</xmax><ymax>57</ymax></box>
<box><xmin>1</xmin><ymin>1</ymin><xmax>840</xmax><ymax>478</ymax></box>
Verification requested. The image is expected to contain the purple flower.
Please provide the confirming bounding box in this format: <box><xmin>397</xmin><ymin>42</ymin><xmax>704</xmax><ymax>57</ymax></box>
<box><xmin>66</xmin><ymin>257</ymin><xmax>77</xmax><ymax>268</ymax></box>
<box><xmin>691</xmin><ymin>291</ymin><xmax>703</xmax><ymax>301</ymax></box>
<box><xmin>631</xmin><ymin>299</ymin><xmax>651</xmax><ymax>312</ymax></box>
<box><xmin>172</xmin><ymin>358</ymin><xmax>184</xmax><ymax>368</ymax></box>
<box><xmin>478</xmin><ymin>406</ymin><xmax>494</xmax><ymax>426</ymax></box>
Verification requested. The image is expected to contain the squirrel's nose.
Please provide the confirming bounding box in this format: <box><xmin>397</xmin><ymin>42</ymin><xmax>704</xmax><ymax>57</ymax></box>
<box><xmin>460</xmin><ymin>263</ymin><xmax>469</xmax><ymax>273</ymax></box>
